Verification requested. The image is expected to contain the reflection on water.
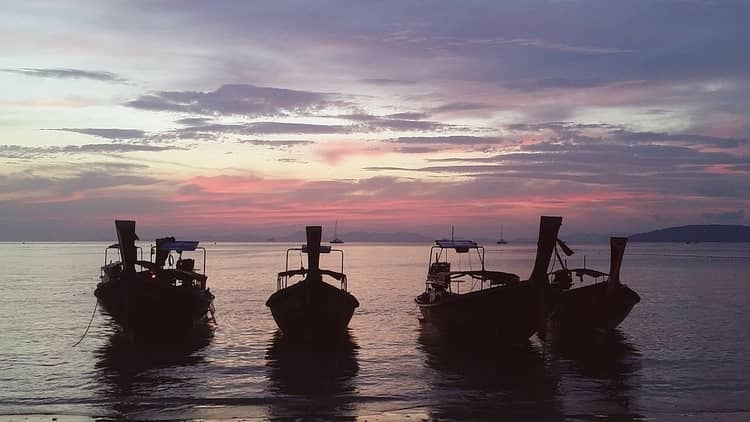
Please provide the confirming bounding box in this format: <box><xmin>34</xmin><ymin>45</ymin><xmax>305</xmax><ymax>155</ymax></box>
<box><xmin>418</xmin><ymin>324</ymin><xmax>563</xmax><ymax>420</ymax></box>
<box><xmin>6</xmin><ymin>242</ymin><xmax>745</xmax><ymax>419</ymax></box>
<box><xmin>545</xmin><ymin>329</ymin><xmax>643</xmax><ymax>418</ymax></box>
<box><xmin>265</xmin><ymin>330</ymin><xmax>359</xmax><ymax>419</ymax></box>
<box><xmin>94</xmin><ymin>326</ymin><xmax>214</xmax><ymax>418</ymax></box>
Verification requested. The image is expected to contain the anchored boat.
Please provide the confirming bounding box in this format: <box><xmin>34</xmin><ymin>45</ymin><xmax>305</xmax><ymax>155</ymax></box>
<box><xmin>496</xmin><ymin>224</ymin><xmax>508</xmax><ymax>245</ymax></box>
<box><xmin>330</xmin><ymin>220</ymin><xmax>344</xmax><ymax>244</ymax></box>
<box><xmin>266</xmin><ymin>226</ymin><xmax>359</xmax><ymax>339</ymax></box>
<box><xmin>546</xmin><ymin>236</ymin><xmax>640</xmax><ymax>331</ymax></box>
<box><xmin>415</xmin><ymin>216</ymin><xmax>563</xmax><ymax>342</ymax></box>
<box><xmin>95</xmin><ymin>220</ymin><xmax>215</xmax><ymax>336</ymax></box>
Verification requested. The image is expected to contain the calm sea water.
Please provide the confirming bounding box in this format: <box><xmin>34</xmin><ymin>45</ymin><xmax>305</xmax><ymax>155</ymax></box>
<box><xmin>1</xmin><ymin>241</ymin><xmax>749</xmax><ymax>421</ymax></box>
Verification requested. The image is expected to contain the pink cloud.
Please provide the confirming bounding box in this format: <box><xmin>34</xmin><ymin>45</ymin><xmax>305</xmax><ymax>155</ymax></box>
<box><xmin>314</xmin><ymin>141</ymin><xmax>393</xmax><ymax>164</ymax></box>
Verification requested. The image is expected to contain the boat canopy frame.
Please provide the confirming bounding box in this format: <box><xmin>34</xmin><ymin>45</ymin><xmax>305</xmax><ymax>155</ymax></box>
<box><xmin>426</xmin><ymin>239</ymin><xmax>522</xmax><ymax>293</ymax></box>
<box><xmin>277</xmin><ymin>244</ymin><xmax>347</xmax><ymax>291</ymax></box>
<box><xmin>149</xmin><ymin>243</ymin><xmax>207</xmax><ymax>275</ymax></box>
<box><xmin>103</xmin><ymin>243</ymin><xmax>143</xmax><ymax>267</ymax></box>
<box><xmin>429</xmin><ymin>240</ymin><xmax>486</xmax><ymax>272</ymax></box>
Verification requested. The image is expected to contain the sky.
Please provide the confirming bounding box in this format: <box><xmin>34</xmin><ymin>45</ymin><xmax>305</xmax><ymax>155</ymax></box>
<box><xmin>1</xmin><ymin>0</ymin><xmax>749</xmax><ymax>241</ymax></box>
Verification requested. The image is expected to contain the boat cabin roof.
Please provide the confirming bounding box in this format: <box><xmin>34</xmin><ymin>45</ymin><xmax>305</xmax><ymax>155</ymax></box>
<box><xmin>157</xmin><ymin>240</ymin><xmax>200</xmax><ymax>251</ymax></box>
<box><xmin>433</xmin><ymin>239</ymin><xmax>480</xmax><ymax>252</ymax></box>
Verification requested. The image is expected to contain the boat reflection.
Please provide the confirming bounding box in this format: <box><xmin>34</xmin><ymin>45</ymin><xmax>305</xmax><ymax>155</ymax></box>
<box><xmin>94</xmin><ymin>326</ymin><xmax>214</xmax><ymax>417</ymax></box>
<box><xmin>264</xmin><ymin>330</ymin><xmax>359</xmax><ymax>418</ymax></box>
<box><xmin>545</xmin><ymin>328</ymin><xmax>642</xmax><ymax>418</ymax></box>
<box><xmin>417</xmin><ymin>324</ymin><xmax>563</xmax><ymax>420</ymax></box>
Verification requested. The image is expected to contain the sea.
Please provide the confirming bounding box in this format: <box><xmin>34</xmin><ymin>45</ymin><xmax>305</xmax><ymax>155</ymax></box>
<box><xmin>1</xmin><ymin>241</ymin><xmax>749</xmax><ymax>421</ymax></box>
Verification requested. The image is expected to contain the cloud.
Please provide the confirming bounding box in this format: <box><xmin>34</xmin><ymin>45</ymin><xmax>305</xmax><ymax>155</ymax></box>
<box><xmin>175</xmin><ymin>117</ymin><xmax>214</xmax><ymax>126</ymax></box>
<box><xmin>396</xmin><ymin>146</ymin><xmax>442</xmax><ymax>154</ymax></box>
<box><xmin>612</xmin><ymin>130</ymin><xmax>749</xmax><ymax>149</ymax></box>
<box><xmin>238</xmin><ymin>139</ymin><xmax>315</xmax><ymax>149</ymax></box>
<box><xmin>366</xmin><ymin>123</ymin><xmax>750</xmax><ymax>201</ymax></box>
<box><xmin>0</xmin><ymin>67</ymin><xmax>126</xmax><ymax>82</ymax></box>
<box><xmin>0</xmin><ymin>165</ymin><xmax>163</xmax><ymax>203</ymax></box>
<box><xmin>43</xmin><ymin>128</ymin><xmax>146</xmax><ymax>140</ymax></box>
<box><xmin>429</xmin><ymin>102</ymin><xmax>495</xmax><ymax>114</ymax></box>
<box><xmin>359</xmin><ymin>78</ymin><xmax>417</xmax><ymax>86</ymax></box>
<box><xmin>170</xmin><ymin>115</ymin><xmax>456</xmax><ymax>140</ymax></box>
<box><xmin>315</xmin><ymin>141</ymin><xmax>392</xmax><ymax>164</ymax></box>
<box><xmin>505</xmin><ymin>77</ymin><xmax>618</xmax><ymax>91</ymax></box>
<box><xmin>126</xmin><ymin>83</ymin><xmax>345</xmax><ymax>117</ymax></box>
<box><xmin>176</xmin><ymin>122</ymin><xmax>353</xmax><ymax>137</ymax></box>
<box><xmin>336</xmin><ymin>113</ymin><xmax>455</xmax><ymax>132</ymax></box>
<box><xmin>388</xmin><ymin>135</ymin><xmax>513</xmax><ymax>152</ymax></box>
<box><xmin>384</xmin><ymin>112</ymin><xmax>429</xmax><ymax>120</ymax></box>
<box><xmin>0</xmin><ymin>143</ymin><xmax>182</xmax><ymax>159</ymax></box>
<box><xmin>701</xmin><ymin>209</ymin><xmax>745</xmax><ymax>223</ymax></box>
<box><xmin>367</xmin><ymin>31</ymin><xmax>632</xmax><ymax>55</ymax></box>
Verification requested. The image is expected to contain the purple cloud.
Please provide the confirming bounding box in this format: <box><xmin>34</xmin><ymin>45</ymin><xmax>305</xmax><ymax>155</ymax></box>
<box><xmin>43</xmin><ymin>128</ymin><xmax>146</xmax><ymax>140</ymax></box>
<box><xmin>238</xmin><ymin>139</ymin><xmax>315</xmax><ymax>149</ymax></box>
<box><xmin>1</xmin><ymin>67</ymin><xmax>126</xmax><ymax>82</ymax></box>
<box><xmin>126</xmin><ymin>84</ymin><xmax>345</xmax><ymax>117</ymax></box>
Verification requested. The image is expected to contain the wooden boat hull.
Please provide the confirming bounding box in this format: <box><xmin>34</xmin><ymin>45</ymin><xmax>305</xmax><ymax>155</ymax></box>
<box><xmin>95</xmin><ymin>273</ymin><xmax>214</xmax><ymax>336</ymax></box>
<box><xmin>267</xmin><ymin>280</ymin><xmax>359</xmax><ymax>339</ymax></box>
<box><xmin>548</xmin><ymin>282</ymin><xmax>640</xmax><ymax>331</ymax></box>
<box><xmin>416</xmin><ymin>282</ymin><xmax>542</xmax><ymax>342</ymax></box>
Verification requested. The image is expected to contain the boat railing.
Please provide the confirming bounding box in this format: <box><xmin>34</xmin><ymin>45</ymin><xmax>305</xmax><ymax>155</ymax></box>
<box><xmin>149</xmin><ymin>245</ymin><xmax>207</xmax><ymax>275</ymax></box>
<box><xmin>428</xmin><ymin>244</ymin><xmax>485</xmax><ymax>272</ymax></box>
<box><xmin>427</xmin><ymin>242</ymin><xmax>490</xmax><ymax>293</ymax></box>
<box><xmin>549</xmin><ymin>267</ymin><xmax>609</xmax><ymax>289</ymax></box>
<box><xmin>428</xmin><ymin>269</ymin><xmax>521</xmax><ymax>293</ymax></box>
<box><xmin>276</xmin><ymin>268</ymin><xmax>348</xmax><ymax>291</ymax></box>
<box><xmin>279</xmin><ymin>245</ymin><xmax>346</xmax><ymax>288</ymax></box>
<box><xmin>102</xmin><ymin>244</ymin><xmax>142</xmax><ymax>276</ymax></box>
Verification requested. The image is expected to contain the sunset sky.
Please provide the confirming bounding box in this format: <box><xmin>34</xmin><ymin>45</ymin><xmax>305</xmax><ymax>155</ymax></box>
<box><xmin>2</xmin><ymin>0</ymin><xmax>749</xmax><ymax>240</ymax></box>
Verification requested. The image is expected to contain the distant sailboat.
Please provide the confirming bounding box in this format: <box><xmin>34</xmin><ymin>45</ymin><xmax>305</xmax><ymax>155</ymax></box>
<box><xmin>496</xmin><ymin>224</ymin><xmax>508</xmax><ymax>245</ymax></box>
<box><xmin>330</xmin><ymin>221</ymin><xmax>344</xmax><ymax>244</ymax></box>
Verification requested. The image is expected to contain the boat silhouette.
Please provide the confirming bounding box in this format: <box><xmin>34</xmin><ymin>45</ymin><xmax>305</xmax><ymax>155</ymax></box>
<box><xmin>415</xmin><ymin>216</ymin><xmax>562</xmax><ymax>342</ymax></box>
<box><xmin>95</xmin><ymin>220</ymin><xmax>216</xmax><ymax>337</ymax></box>
<box><xmin>496</xmin><ymin>224</ymin><xmax>508</xmax><ymax>245</ymax></box>
<box><xmin>266</xmin><ymin>226</ymin><xmax>359</xmax><ymax>339</ymax></box>
<box><xmin>546</xmin><ymin>237</ymin><xmax>640</xmax><ymax>332</ymax></box>
<box><xmin>330</xmin><ymin>220</ymin><xmax>344</xmax><ymax>244</ymax></box>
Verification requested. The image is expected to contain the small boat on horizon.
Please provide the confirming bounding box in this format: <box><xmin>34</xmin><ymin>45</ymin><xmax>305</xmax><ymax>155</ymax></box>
<box><xmin>496</xmin><ymin>224</ymin><xmax>508</xmax><ymax>245</ymax></box>
<box><xmin>330</xmin><ymin>221</ymin><xmax>344</xmax><ymax>244</ymax></box>
<box><xmin>266</xmin><ymin>226</ymin><xmax>359</xmax><ymax>339</ymax></box>
<box><xmin>415</xmin><ymin>216</ymin><xmax>563</xmax><ymax>343</ymax></box>
<box><xmin>546</xmin><ymin>236</ymin><xmax>640</xmax><ymax>332</ymax></box>
<box><xmin>95</xmin><ymin>220</ymin><xmax>216</xmax><ymax>337</ymax></box>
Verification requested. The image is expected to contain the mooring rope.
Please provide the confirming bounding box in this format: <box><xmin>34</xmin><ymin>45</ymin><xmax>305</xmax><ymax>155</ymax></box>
<box><xmin>72</xmin><ymin>300</ymin><xmax>98</xmax><ymax>347</ymax></box>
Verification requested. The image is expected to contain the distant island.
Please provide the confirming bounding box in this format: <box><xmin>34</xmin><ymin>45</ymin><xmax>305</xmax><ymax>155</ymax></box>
<box><xmin>630</xmin><ymin>224</ymin><xmax>750</xmax><ymax>243</ymax></box>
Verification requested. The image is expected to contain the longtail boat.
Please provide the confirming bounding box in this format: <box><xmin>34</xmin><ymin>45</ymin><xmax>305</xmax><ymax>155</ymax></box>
<box><xmin>95</xmin><ymin>220</ymin><xmax>215</xmax><ymax>336</ymax></box>
<box><xmin>546</xmin><ymin>237</ymin><xmax>640</xmax><ymax>331</ymax></box>
<box><xmin>266</xmin><ymin>226</ymin><xmax>359</xmax><ymax>339</ymax></box>
<box><xmin>415</xmin><ymin>216</ymin><xmax>563</xmax><ymax>342</ymax></box>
